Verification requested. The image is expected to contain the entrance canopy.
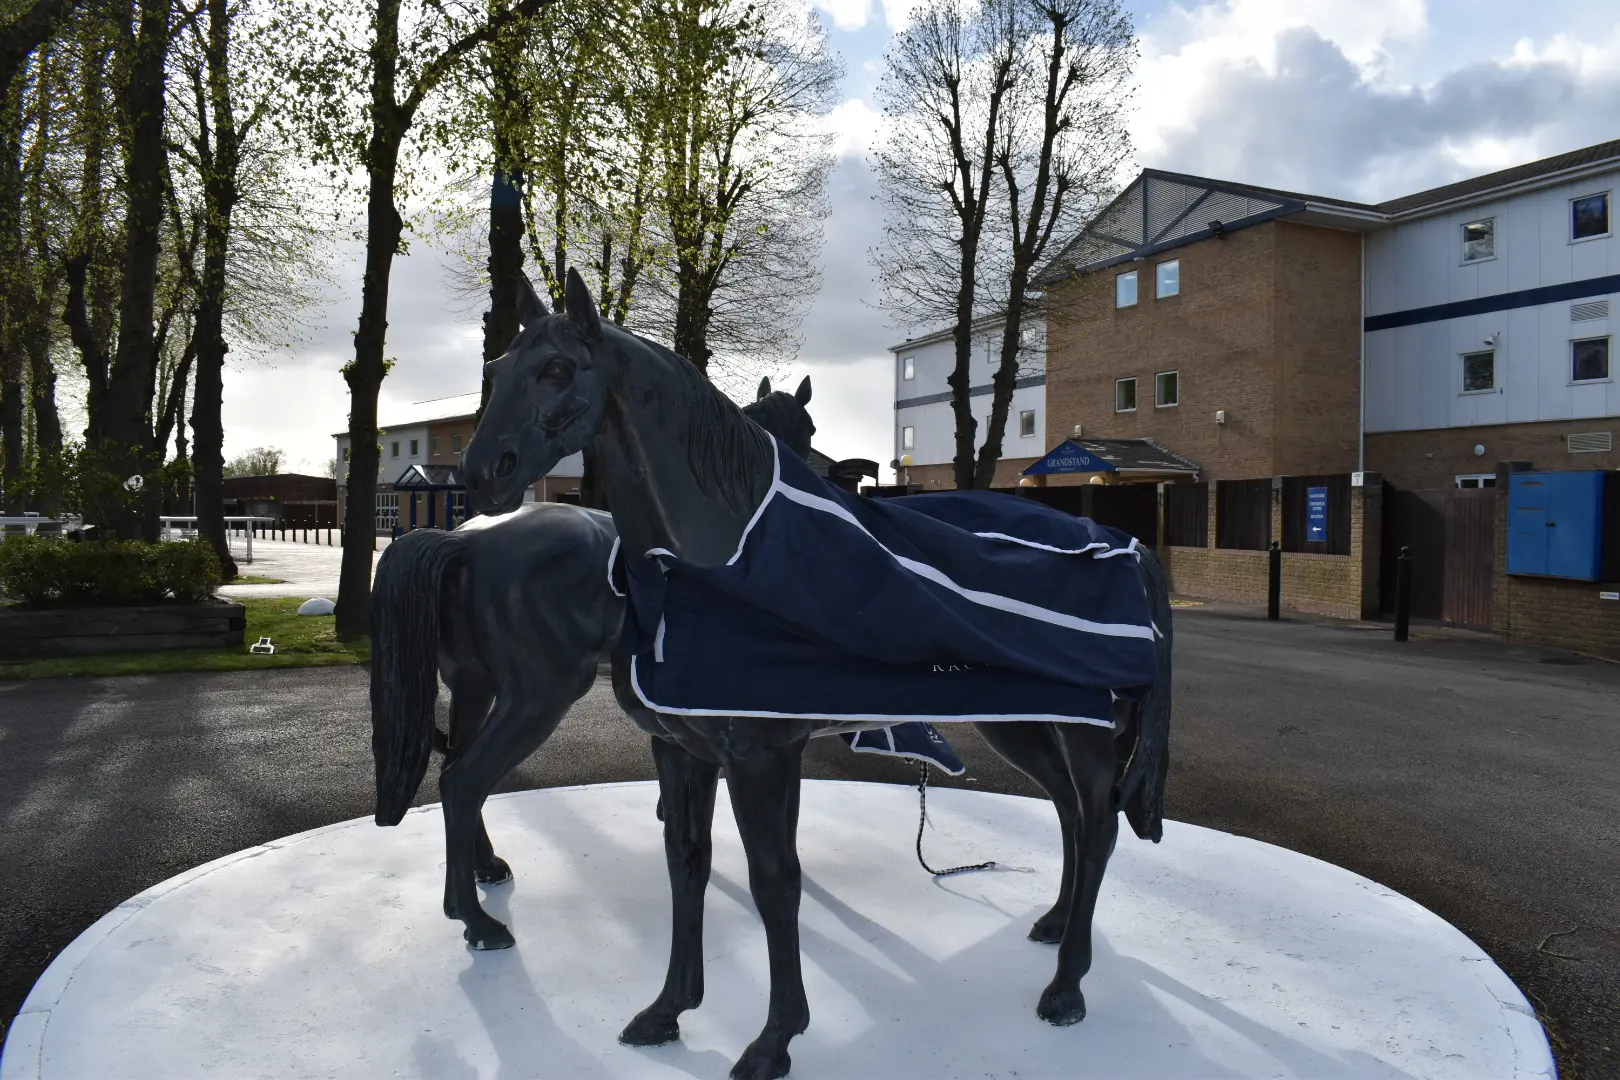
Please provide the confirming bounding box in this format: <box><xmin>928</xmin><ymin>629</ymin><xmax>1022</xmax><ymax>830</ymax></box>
<box><xmin>1023</xmin><ymin>439</ymin><xmax>1199</xmax><ymax>482</ymax></box>
<box><xmin>391</xmin><ymin>464</ymin><xmax>464</xmax><ymax>491</ymax></box>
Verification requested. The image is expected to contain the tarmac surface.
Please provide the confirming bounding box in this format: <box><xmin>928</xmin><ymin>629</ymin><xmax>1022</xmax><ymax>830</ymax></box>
<box><xmin>1</xmin><ymin>606</ymin><xmax>1616</xmax><ymax>1076</ymax></box>
<box><xmin>216</xmin><ymin>535</ymin><xmax>387</xmax><ymax>600</ymax></box>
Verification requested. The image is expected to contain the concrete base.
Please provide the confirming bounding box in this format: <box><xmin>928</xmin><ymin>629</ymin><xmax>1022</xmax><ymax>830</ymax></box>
<box><xmin>1</xmin><ymin>781</ymin><xmax>1553</xmax><ymax>1080</ymax></box>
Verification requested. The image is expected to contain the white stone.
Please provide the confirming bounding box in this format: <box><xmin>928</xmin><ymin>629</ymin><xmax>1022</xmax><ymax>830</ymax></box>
<box><xmin>295</xmin><ymin>597</ymin><xmax>335</xmax><ymax>616</ymax></box>
<box><xmin>0</xmin><ymin>782</ymin><xmax>1553</xmax><ymax>1080</ymax></box>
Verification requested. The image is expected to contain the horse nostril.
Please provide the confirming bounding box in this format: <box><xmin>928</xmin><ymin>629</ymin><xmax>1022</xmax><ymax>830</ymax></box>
<box><xmin>495</xmin><ymin>449</ymin><xmax>517</xmax><ymax>479</ymax></box>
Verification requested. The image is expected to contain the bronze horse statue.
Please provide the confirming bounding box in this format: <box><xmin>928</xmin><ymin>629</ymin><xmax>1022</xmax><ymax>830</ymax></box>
<box><xmin>368</xmin><ymin>282</ymin><xmax>815</xmax><ymax>951</ymax></box>
<box><xmin>455</xmin><ymin>269</ymin><xmax>1172</xmax><ymax>1080</ymax></box>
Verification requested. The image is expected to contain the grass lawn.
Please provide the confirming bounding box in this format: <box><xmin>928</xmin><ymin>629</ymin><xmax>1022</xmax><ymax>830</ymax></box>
<box><xmin>0</xmin><ymin>597</ymin><xmax>368</xmax><ymax>680</ymax></box>
<box><xmin>234</xmin><ymin>575</ymin><xmax>287</xmax><ymax>585</ymax></box>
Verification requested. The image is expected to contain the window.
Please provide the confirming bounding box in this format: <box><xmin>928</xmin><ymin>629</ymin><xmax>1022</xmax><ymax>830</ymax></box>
<box><xmin>451</xmin><ymin>434</ymin><xmax>462</xmax><ymax>453</ymax></box>
<box><xmin>390</xmin><ymin>441</ymin><xmax>400</xmax><ymax>458</ymax></box>
<box><xmin>1572</xmin><ymin>192</ymin><xmax>1610</xmax><ymax>241</ymax></box>
<box><xmin>1155</xmin><ymin>371</ymin><xmax>1179</xmax><ymax>408</ymax></box>
<box><xmin>1455</xmin><ymin>475</ymin><xmax>1496</xmax><ymax>489</ymax></box>
<box><xmin>409</xmin><ymin>438</ymin><xmax>419</xmax><ymax>457</ymax></box>
<box><xmin>431</xmin><ymin>436</ymin><xmax>441</xmax><ymax>455</ymax></box>
<box><xmin>375</xmin><ymin>493</ymin><xmax>399</xmax><ymax>532</ymax></box>
<box><xmin>901</xmin><ymin>426</ymin><xmax>915</xmax><ymax>451</ymax></box>
<box><xmin>1572</xmin><ymin>336</ymin><xmax>1610</xmax><ymax>382</ymax></box>
<box><xmin>342</xmin><ymin>447</ymin><xmax>350</xmax><ymax>462</ymax></box>
<box><xmin>1462</xmin><ymin>218</ymin><xmax>1495</xmax><ymax>262</ymax></box>
<box><xmin>1115</xmin><ymin>377</ymin><xmax>1137</xmax><ymax>412</ymax></box>
<box><xmin>1156</xmin><ymin>260</ymin><xmax>1180</xmax><ymax>298</ymax></box>
<box><xmin>1462</xmin><ymin>350</ymin><xmax>1495</xmax><ymax>393</ymax></box>
<box><xmin>902</xmin><ymin>355</ymin><xmax>914</xmax><ymax>381</ymax></box>
<box><xmin>1116</xmin><ymin>270</ymin><xmax>1137</xmax><ymax>308</ymax></box>
<box><xmin>1019</xmin><ymin>410</ymin><xmax>1036</xmax><ymax>438</ymax></box>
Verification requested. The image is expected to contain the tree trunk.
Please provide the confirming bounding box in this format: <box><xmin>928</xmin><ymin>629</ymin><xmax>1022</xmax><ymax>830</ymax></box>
<box><xmin>335</xmin><ymin>155</ymin><xmax>403</xmax><ymax>640</ymax></box>
<box><xmin>0</xmin><ymin>375</ymin><xmax>20</xmax><ymax>514</ymax></box>
<box><xmin>671</xmin><ymin>265</ymin><xmax>713</xmax><ymax>372</ymax></box>
<box><xmin>947</xmin><ymin>251</ymin><xmax>981</xmax><ymax>489</ymax></box>
<box><xmin>973</xmin><ymin>276</ymin><xmax>1028</xmax><ymax>490</ymax></box>
<box><xmin>1</xmin><ymin>80</ymin><xmax>23</xmax><ymax>513</ymax></box>
<box><xmin>96</xmin><ymin>0</ymin><xmax>172</xmax><ymax>539</ymax></box>
<box><xmin>0</xmin><ymin>0</ymin><xmax>75</xmax><ymax>100</ymax></box>
<box><xmin>479</xmin><ymin>158</ymin><xmax>524</xmax><ymax>407</ymax></box>
<box><xmin>190</xmin><ymin>0</ymin><xmax>240</xmax><ymax>577</ymax></box>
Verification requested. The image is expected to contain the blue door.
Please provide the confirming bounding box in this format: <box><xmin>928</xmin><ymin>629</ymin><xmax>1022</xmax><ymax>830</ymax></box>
<box><xmin>1546</xmin><ymin>471</ymin><xmax>1603</xmax><ymax>580</ymax></box>
<box><xmin>1507</xmin><ymin>475</ymin><xmax>1550</xmax><ymax>576</ymax></box>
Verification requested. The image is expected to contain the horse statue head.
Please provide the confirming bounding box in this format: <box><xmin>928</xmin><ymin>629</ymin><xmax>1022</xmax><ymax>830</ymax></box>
<box><xmin>465</xmin><ymin>268</ymin><xmax>814</xmax><ymax>515</ymax></box>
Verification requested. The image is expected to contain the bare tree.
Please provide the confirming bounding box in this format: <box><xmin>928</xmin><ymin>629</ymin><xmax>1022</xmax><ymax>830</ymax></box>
<box><xmin>874</xmin><ymin>0</ymin><xmax>1133</xmax><ymax>488</ymax></box>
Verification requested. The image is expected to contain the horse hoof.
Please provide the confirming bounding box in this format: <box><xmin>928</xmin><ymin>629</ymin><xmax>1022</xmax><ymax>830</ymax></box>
<box><xmin>1027</xmin><ymin>913</ymin><xmax>1064</xmax><ymax>944</ymax></box>
<box><xmin>464</xmin><ymin>920</ymin><xmax>515</xmax><ymax>950</ymax></box>
<box><xmin>730</xmin><ymin>1041</ymin><xmax>791</xmax><ymax>1080</ymax></box>
<box><xmin>476</xmin><ymin>858</ymin><xmax>513</xmax><ymax>885</ymax></box>
<box><xmin>1036</xmin><ymin>983</ymin><xmax>1086</xmax><ymax>1026</ymax></box>
<box><xmin>619</xmin><ymin>1009</ymin><xmax>681</xmax><ymax>1047</ymax></box>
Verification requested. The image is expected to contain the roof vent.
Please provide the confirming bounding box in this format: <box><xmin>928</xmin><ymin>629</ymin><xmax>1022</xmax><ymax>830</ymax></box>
<box><xmin>1571</xmin><ymin>300</ymin><xmax>1609</xmax><ymax>322</ymax></box>
<box><xmin>1568</xmin><ymin>431</ymin><xmax>1613</xmax><ymax>453</ymax></box>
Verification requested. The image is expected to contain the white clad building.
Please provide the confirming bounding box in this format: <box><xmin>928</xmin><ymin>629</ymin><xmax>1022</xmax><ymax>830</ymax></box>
<box><xmin>889</xmin><ymin>315</ymin><xmax>1047</xmax><ymax>489</ymax></box>
<box><xmin>1362</xmin><ymin>141</ymin><xmax>1619</xmax><ymax>488</ymax></box>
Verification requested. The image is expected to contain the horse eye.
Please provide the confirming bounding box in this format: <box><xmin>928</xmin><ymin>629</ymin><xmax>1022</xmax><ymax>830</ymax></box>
<box><xmin>538</xmin><ymin>360</ymin><xmax>569</xmax><ymax>382</ymax></box>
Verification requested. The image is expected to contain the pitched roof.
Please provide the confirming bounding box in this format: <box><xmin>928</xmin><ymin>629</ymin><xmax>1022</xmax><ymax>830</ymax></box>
<box><xmin>1377</xmin><ymin>138</ymin><xmax>1620</xmax><ymax>215</ymax></box>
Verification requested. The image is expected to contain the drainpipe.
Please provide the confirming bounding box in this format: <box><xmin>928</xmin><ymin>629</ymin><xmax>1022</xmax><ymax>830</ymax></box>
<box><xmin>1358</xmin><ymin>231</ymin><xmax>1366</xmax><ymax>473</ymax></box>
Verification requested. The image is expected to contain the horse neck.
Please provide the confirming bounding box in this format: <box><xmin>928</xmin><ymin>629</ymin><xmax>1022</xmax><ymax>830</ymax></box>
<box><xmin>592</xmin><ymin>332</ymin><xmax>775</xmax><ymax>567</ymax></box>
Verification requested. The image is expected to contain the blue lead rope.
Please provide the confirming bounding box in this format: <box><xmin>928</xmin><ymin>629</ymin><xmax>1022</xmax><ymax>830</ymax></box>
<box><xmin>915</xmin><ymin>763</ymin><xmax>996</xmax><ymax>878</ymax></box>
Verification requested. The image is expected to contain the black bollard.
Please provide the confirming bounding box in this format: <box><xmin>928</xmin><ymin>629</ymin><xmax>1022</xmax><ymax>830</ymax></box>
<box><xmin>1394</xmin><ymin>546</ymin><xmax>1412</xmax><ymax>642</ymax></box>
<box><xmin>1267</xmin><ymin>540</ymin><xmax>1281</xmax><ymax>620</ymax></box>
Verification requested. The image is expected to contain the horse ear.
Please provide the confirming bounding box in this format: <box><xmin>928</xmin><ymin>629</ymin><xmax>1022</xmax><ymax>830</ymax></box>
<box><xmin>757</xmin><ymin>377</ymin><xmax>771</xmax><ymax>401</ymax></box>
<box><xmin>564</xmin><ymin>268</ymin><xmax>602</xmax><ymax>341</ymax></box>
<box><xmin>516</xmin><ymin>273</ymin><xmax>547</xmax><ymax>329</ymax></box>
<box><xmin>794</xmin><ymin>375</ymin><xmax>812</xmax><ymax>405</ymax></box>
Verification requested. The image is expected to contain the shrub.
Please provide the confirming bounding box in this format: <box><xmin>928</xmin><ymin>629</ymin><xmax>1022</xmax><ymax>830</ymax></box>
<box><xmin>0</xmin><ymin>537</ymin><xmax>223</xmax><ymax>608</ymax></box>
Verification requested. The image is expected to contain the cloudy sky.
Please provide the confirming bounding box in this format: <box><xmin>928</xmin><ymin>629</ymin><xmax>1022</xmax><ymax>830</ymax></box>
<box><xmin>226</xmin><ymin>0</ymin><xmax>1620</xmax><ymax>480</ymax></box>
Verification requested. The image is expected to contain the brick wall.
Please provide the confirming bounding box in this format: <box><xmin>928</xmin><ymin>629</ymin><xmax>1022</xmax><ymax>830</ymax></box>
<box><xmin>1489</xmin><ymin>463</ymin><xmax>1620</xmax><ymax>658</ymax></box>
<box><xmin>1157</xmin><ymin>472</ymin><xmax>1380</xmax><ymax>619</ymax></box>
<box><xmin>900</xmin><ymin>457</ymin><xmax>1039</xmax><ymax>490</ymax></box>
<box><xmin>1042</xmin><ymin>219</ymin><xmax>1363</xmax><ymax>483</ymax></box>
<box><xmin>1273</xmin><ymin>223</ymin><xmax>1362</xmax><ymax>476</ymax></box>
<box><xmin>1367</xmin><ymin>419</ymin><xmax>1619</xmax><ymax>491</ymax></box>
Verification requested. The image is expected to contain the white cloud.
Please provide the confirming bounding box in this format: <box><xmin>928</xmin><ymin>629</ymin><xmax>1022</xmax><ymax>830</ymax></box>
<box><xmin>824</xmin><ymin>97</ymin><xmax>886</xmax><ymax>159</ymax></box>
<box><xmin>814</xmin><ymin>0</ymin><xmax>871</xmax><ymax>32</ymax></box>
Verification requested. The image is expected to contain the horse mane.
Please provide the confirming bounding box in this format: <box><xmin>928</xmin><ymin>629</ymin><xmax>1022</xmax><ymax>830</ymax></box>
<box><xmin>603</xmin><ymin>323</ymin><xmax>774</xmax><ymax>514</ymax></box>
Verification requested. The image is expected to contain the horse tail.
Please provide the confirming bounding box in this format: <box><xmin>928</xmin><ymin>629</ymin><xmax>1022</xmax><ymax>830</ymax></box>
<box><xmin>370</xmin><ymin>528</ymin><xmax>463</xmax><ymax>827</ymax></box>
<box><xmin>1119</xmin><ymin>546</ymin><xmax>1173</xmax><ymax>843</ymax></box>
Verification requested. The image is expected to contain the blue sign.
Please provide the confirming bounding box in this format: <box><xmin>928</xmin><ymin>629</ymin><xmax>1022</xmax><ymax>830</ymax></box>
<box><xmin>1023</xmin><ymin>440</ymin><xmax>1117</xmax><ymax>476</ymax></box>
<box><xmin>1306</xmin><ymin>486</ymin><xmax>1328</xmax><ymax>542</ymax></box>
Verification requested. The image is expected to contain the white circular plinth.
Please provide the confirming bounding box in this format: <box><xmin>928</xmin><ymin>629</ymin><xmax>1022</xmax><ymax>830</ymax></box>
<box><xmin>2</xmin><ymin>781</ymin><xmax>1552</xmax><ymax>1080</ymax></box>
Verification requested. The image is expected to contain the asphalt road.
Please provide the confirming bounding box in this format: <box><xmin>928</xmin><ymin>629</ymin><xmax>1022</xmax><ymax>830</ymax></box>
<box><xmin>2</xmin><ymin>609</ymin><xmax>1616</xmax><ymax>1077</ymax></box>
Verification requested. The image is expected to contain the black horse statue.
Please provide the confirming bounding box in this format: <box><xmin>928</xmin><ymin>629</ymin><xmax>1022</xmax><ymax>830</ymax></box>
<box><xmin>369</xmin><ymin>286</ymin><xmax>815</xmax><ymax>952</ymax></box>
<box><xmin>461</xmin><ymin>270</ymin><xmax>1172</xmax><ymax>1080</ymax></box>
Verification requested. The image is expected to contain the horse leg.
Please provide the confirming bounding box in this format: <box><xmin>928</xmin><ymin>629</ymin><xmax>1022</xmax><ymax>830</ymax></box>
<box><xmin>973</xmin><ymin>721</ymin><xmax>1080</xmax><ymax>943</ymax></box>
<box><xmin>1037</xmin><ymin>722</ymin><xmax>1119</xmax><ymax>1026</ymax></box>
<box><xmin>444</xmin><ymin>667</ymin><xmax>511</xmax><ymax>885</ymax></box>
<box><xmin>620</xmin><ymin>737</ymin><xmax>721</xmax><ymax>1047</ymax></box>
<box><xmin>440</xmin><ymin>687</ymin><xmax>574</xmax><ymax>950</ymax></box>
<box><xmin>723</xmin><ymin>739</ymin><xmax>811</xmax><ymax>1080</ymax></box>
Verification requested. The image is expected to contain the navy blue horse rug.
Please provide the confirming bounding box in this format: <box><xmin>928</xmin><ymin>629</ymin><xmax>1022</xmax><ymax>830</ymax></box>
<box><xmin>616</xmin><ymin>438</ymin><xmax>1160</xmax><ymax>763</ymax></box>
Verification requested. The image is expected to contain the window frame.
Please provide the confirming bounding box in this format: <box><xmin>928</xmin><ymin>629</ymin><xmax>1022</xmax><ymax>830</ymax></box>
<box><xmin>1114</xmin><ymin>377</ymin><xmax>1137</xmax><ymax>413</ymax></box>
<box><xmin>1155</xmin><ymin>259</ymin><xmax>1180</xmax><ymax>298</ymax></box>
<box><xmin>451</xmin><ymin>433</ymin><xmax>462</xmax><ymax>453</ymax></box>
<box><xmin>341</xmin><ymin>446</ymin><xmax>350</xmax><ymax>462</ymax></box>
<box><xmin>1019</xmin><ymin>410</ymin><xmax>1036</xmax><ymax>438</ymax></box>
<box><xmin>1571</xmin><ymin>335</ymin><xmax>1611</xmax><ymax>384</ymax></box>
<box><xmin>1460</xmin><ymin>349</ymin><xmax>1496</xmax><ymax>395</ymax></box>
<box><xmin>390</xmin><ymin>441</ymin><xmax>400</xmax><ymax>459</ymax></box>
<box><xmin>431</xmin><ymin>436</ymin><xmax>441</xmax><ymax>455</ymax></box>
<box><xmin>901</xmin><ymin>425</ymin><xmax>915</xmax><ymax>451</ymax></box>
<box><xmin>901</xmin><ymin>355</ymin><xmax>915</xmax><ymax>381</ymax></box>
<box><xmin>1460</xmin><ymin>217</ymin><xmax>1496</xmax><ymax>264</ymax></box>
<box><xmin>1571</xmin><ymin>191</ymin><xmax>1611</xmax><ymax>243</ymax></box>
<box><xmin>1154</xmin><ymin>370</ymin><xmax>1179</xmax><ymax>409</ymax></box>
<box><xmin>374</xmin><ymin>492</ymin><xmax>399</xmax><ymax>532</ymax></box>
<box><xmin>1115</xmin><ymin>270</ymin><xmax>1138</xmax><ymax>308</ymax></box>
<box><xmin>1455</xmin><ymin>474</ymin><xmax>1496</xmax><ymax>489</ymax></box>
<box><xmin>409</xmin><ymin>438</ymin><xmax>419</xmax><ymax>457</ymax></box>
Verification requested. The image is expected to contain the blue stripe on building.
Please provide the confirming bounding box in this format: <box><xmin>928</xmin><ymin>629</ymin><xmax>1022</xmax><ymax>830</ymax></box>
<box><xmin>1364</xmin><ymin>274</ymin><xmax>1620</xmax><ymax>332</ymax></box>
<box><xmin>896</xmin><ymin>375</ymin><xmax>1046</xmax><ymax>410</ymax></box>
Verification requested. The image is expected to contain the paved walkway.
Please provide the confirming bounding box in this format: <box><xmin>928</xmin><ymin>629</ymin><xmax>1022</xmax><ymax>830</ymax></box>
<box><xmin>216</xmin><ymin>536</ymin><xmax>392</xmax><ymax>600</ymax></box>
<box><xmin>1</xmin><ymin>608</ymin><xmax>1616</xmax><ymax>1075</ymax></box>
